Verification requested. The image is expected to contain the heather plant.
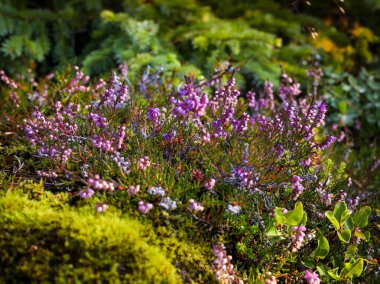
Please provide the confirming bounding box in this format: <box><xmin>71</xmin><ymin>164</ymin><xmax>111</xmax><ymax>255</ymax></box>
<box><xmin>0</xmin><ymin>63</ymin><xmax>378</xmax><ymax>283</ymax></box>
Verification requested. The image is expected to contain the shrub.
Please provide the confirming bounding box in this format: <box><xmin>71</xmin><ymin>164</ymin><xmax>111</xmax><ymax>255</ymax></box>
<box><xmin>0</xmin><ymin>64</ymin><xmax>377</xmax><ymax>282</ymax></box>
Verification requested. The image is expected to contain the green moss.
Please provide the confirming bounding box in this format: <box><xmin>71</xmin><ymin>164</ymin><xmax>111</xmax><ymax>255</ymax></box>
<box><xmin>0</xmin><ymin>188</ymin><xmax>215</xmax><ymax>283</ymax></box>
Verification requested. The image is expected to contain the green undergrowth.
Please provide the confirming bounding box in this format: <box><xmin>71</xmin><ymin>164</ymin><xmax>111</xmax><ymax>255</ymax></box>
<box><xmin>0</xmin><ymin>182</ymin><xmax>216</xmax><ymax>283</ymax></box>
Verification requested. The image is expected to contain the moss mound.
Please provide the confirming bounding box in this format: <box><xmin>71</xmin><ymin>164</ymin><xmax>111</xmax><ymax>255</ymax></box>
<box><xmin>0</xmin><ymin>187</ymin><xmax>215</xmax><ymax>283</ymax></box>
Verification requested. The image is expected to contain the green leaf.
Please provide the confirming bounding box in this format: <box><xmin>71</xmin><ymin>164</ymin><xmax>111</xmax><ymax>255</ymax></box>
<box><xmin>328</xmin><ymin>268</ymin><xmax>344</xmax><ymax>280</ymax></box>
<box><xmin>338</xmin><ymin>101</ymin><xmax>347</xmax><ymax>114</ymax></box>
<box><xmin>274</xmin><ymin>208</ymin><xmax>286</xmax><ymax>226</ymax></box>
<box><xmin>345</xmin><ymin>245</ymin><xmax>357</xmax><ymax>260</ymax></box>
<box><xmin>341</xmin><ymin>209</ymin><xmax>352</xmax><ymax>223</ymax></box>
<box><xmin>354</xmin><ymin>229</ymin><xmax>370</xmax><ymax>242</ymax></box>
<box><xmin>325</xmin><ymin>211</ymin><xmax>340</xmax><ymax>230</ymax></box>
<box><xmin>316</xmin><ymin>264</ymin><xmax>329</xmax><ymax>277</ymax></box>
<box><xmin>340</xmin><ymin>258</ymin><xmax>364</xmax><ymax>279</ymax></box>
<box><xmin>285</xmin><ymin>201</ymin><xmax>304</xmax><ymax>226</ymax></box>
<box><xmin>334</xmin><ymin>201</ymin><xmax>349</xmax><ymax>223</ymax></box>
<box><xmin>313</xmin><ymin>236</ymin><xmax>329</xmax><ymax>259</ymax></box>
<box><xmin>266</xmin><ymin>225</ymin><xmax>284</xmax><ymax>238</ymax></box>
<box><xmin>301</xmin><ymin>212</ymin><xmax>307</xmax><ymax>226</ymax></box>
<box><xmin>337</xmin><ymin>228</ymin><xmax>351</xmax><ymax>243</ymax></box>
<box><xmin>364</xmin><ymin>231</ymin><xmax>371</xmax><ymax>241</ymax></box>
<box><xmin>301</xmin><ymin>258</ymin><xmax>315</xmax><ymax>269</ymax></box>
<box><xmin>345</xmin><ymin>216</ymin><xmax>354</xmax><ymax>231</ymax></box>
<box><xmin>353</xmin><ymin>206</ymin><xmax>372</xmax><ymax>228</ymax></box>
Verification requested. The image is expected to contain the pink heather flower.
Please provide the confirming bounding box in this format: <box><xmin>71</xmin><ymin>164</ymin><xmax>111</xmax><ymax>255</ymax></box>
<box><xmin>188</xmin><ymin>199</ymin><xmax>204</xmax><ymax>212</ymax></box>
<box><xmin>210</xmin><ymin>244</ymin><xmax>242</xmax><ymax>283</ymax></box>
<box><xmin>138</xmin><ymin>201</ymin><xmax>153</xmax><ymax>214</ymax></box>
<box><xmin>127</xmin><ymin>185</ymin><xmax>140</xmax><ymax>195</ymax></box>
<box><xmin>304</xmin><ymin>270</ymin><xmax>320</xmax><ymax>284</ymax></box>
<box><xmin>204</xmin><ymin>178</ymin><xmax>216</xmax><ymax>190</ymax></box>
<box><xmin>95</xmin><ymin>203</ymin><xmax>109</xmax><ymax>213</ymax></box>
<box><xmin>291</xmin><ymin>175</ymin><xmax>304</xmax><ymax>200</ymax></box>
<box><xmin>246</xmin><ymin>91</ymin><xmax>256</xmax><ymax>108</ymax></box>
<box><xmin>87</xmin><ymin>112</ymin><xmax>108</xmax><ymax>128</ymax></box>
<box><xmin>264</xmin><ymin>272</ymin><xmax>277</xmax><ymax>284</ymax></box>
<box><xmin>37</xmin><ymin>170</ymin><xmax>57</xmax><ymax>178</ymax></box>
<box><xmin>202</xmin><ymin>130</ymin><xmax>211</xmax><ymax>143</ymax></box>
<box><xmin>88</xmin><ymin>175</ymin><xmax>115</xmax><ymax>191</ymax></box>
<box><xmin>291</xmin><ymin>225</ymin><xmax>306</xmax><ymax>252</ymax></box>
<box><xmin>137</xmin><ymin>156</ymin><xmax>151</xmax><ymax>171</ymax></box>
<box><xmin>79</xmin><ymin>188</ymin><xmax>95</xmax><ymax>199</ymax></box>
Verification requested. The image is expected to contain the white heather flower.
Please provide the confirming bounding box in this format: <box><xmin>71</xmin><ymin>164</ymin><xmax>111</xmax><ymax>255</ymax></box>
<box><xmin>226</xmin><ymin>204</ymin><xmax>242</xmax><ymax>215</ymax></box>
<box><xmin>159</xmin><ymin>197</ymin><xmax>177</xmax><ymax>211</ymax></box>
<box><xmin>147</xmin><ymin>186</ymin><xmax>166</xmax><ymax>196</ymax></box>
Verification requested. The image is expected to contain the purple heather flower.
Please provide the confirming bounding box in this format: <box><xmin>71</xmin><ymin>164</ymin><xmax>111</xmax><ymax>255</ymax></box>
<box><xmin>291</xmin><ymin>175</ymin><xmax>304</xmax><ymax>200</ymax></box>
<box><xmin>127</xmin><ymin>185</ymin><xmax>140</xmax><ymax>195</ymax></box>
<box><xmin>116</xmin><ymin>125</ymin><xmax>126</xmax><ymax>149</ymax></box>
<box><xmin>171</xmin><ymin>84</ymin><xmax>209</xmax><ymax>118</ymax></box>
<box><xmin>137</xmin><ymin>156</ymin><xmax>151</xmax><ymax>171</ymax></box>
<box><xmin>91</xmin><ymin>135</ymin><xmax>115</xmax><ymax>152</ymax></box>
<box><xmin>147</xmin><ymin>107</ymin><xmax>161</xmax><ymax>128</ymax></box>
<box><xmin>88</xmin><ymin>112</ymin><xmax>108</xmax><ymax>128</ymax></box>
<box><xmin>246</xmin><ymin>91</ymin><xmax>256</xmax><ymax>108</ymax></box>
<box><xmin>138</xmin><ymin>201</ymin><xmax>153</xmax><ymax>214</ymax></box>
<box><xmin>210</xmin><ymin>244</ymin><xmax>241</xmax><ymax>283</ymax></box>
<box><xmin>291</xmin><ymin>225</ymin><xmax>306</xmax><ymax>252</ymax></box>
<box><xmin>88</xmin><ymin>175</ymin><xmax>115</xmax><ymax>191</ymax></box>
<box><xmin>316</xmin><ymin>135</ymin><xmax>336</xmax><ymax>151</ymax></box>
<box><xmin>95</xmin><ymin>203</ymin><xmax>109</xmax><ymax>213</ymax></box>
<box><xmin>37</xmin><ymin>170</ymin><xmax>57</xmax><ymax>178</ymax></box>
<box><xmin>188</xmin><ymin>199</ymin><xmax>204</xmax><ymax>212</ymax></box>
<box><xmin>79</xmin><ymin>188</ymin><xmax>95</xmax><ymax>199</ymax></box>
<box><xmin>273</xmin><ymin>144</ymin><xmax>285</xmax><ymax>158</ymax></box>
<box><xmin>232</xmin><ymin>112</ymin><xmax>250</xmax><ymax>134</ymax></box>
<box><xmin>204</xmin><ymin>178</ymin><xmax>216</xmax><ymax>190</ymax></box>
<box><xmin>304</xmin><ymin>270</ymin><xmax>320</xmax><ymax>284</ymax></box>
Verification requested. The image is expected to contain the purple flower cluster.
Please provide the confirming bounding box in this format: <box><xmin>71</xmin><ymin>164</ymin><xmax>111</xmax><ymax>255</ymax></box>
<box><xmin>79</xmin><ymin>188</ymin><xmax>95</xmax><ymax>199</ymax></box>
<box><xmin>231</xmin><ymin>112</ymin><xmax>250</xmax><ymax>134</ymax></box>
<box><xmin>188</xmin><ymin>199</ymin><xmax>204</xmax><ymax>212</ymax></box>
<box><xmin>88</xmin><ymin>113</ymin><xmax>108</xmax><ymax>128</ymax></box>
<box><xmin>171</xmin><ymin>84</ymin><xmax>209</xmax><ymax>118</ymax></box>
<box><xmin>88</xmin><ymin>175</ymin><xmax>116</xmax><ymax>191</ymax></box>
<box><xmin>113</xmin><ymin>152</ymin><xmax>130</xmax><ymax>173</ymax></box>
<box><xmin>278</xmin><ymin>72</ymin><xmax>301</xmax><ymax>101</ymax></box>
<box><xmin>137</xmin><ymin>156</ymin><xmax>151</xmax><ymax>171</ymax></box>
<box><xmin>95</xmin><ymin>203</ymin><xmax>109</xmax><ymax>213</ymax></box>
<box><xmin>98</xmin><ymin>72</ymin><xmax>129</xmax><ymax>108</ymax></box>
<box><xmin>210</xmin><ymin>244</ymin><xmax>242</xmax><ymax>284</ymax></box>
<box><xmin>0</xmin><ymin>70</ymin><xmax>19</xmax><ymax>89</ymax></box>
<box><xmin>91</xmin><ymin>135</ymin><xmax>115</xmax><ymax>152</ymax></box>
<box><xmin>316</xmin><ymin>135</ymin><xmax>336</xmax><ymax>151</ymax></box>
<box><xmin>127</xmin><ymin>185</ymin><xmax>140</xmax><ymax>195</ymax></box>
<box><xmin>291</xmin><ymin>225</ymin><xmax>306</xmax><ymax>252</ymax></box>
<box><xmin>262</xmin><ymin>272</ymin><xmax>277</xmax><ymax>284</ymax></box>
<box><xmin>138</xmin><ymin>201</ymin><xmax>153</xmax><ymax>214</ymax></box>
<box><xmin>24</xmin><ymin>105</ymin><xmax>79</xmax><ymax>163</ymax></box>
<box><xmin>304</xmin><ymin>270</ymin><xmax>321</xmax><ymax>284</ymax></box>
<box><xmin>147</xmin><ymin>107</ymin><xmax>161</xmax><ymax>129</ymax></box>
<box><xmin>316</xmin><ymin>183</ymin><xmax>333</xmax><ymax>205</ymax></box>
<box><xmin>204</xmin><ymin>178</ymin><xmax>216</xmax><ymax>190</ymax></box>
<box><xmin>37</xmin><ymin>170</ymin><xmax>57</xmax><ymax>178</ymax></box>
<box><xmin>232</xmin><ymin>166</ymin><xmax>255</xmax><ymax>189</ymax></box>
<box><xmin>291</xmin><ymin>175</ymin><xmax>304</xmax><ymax>200</ymax></box>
